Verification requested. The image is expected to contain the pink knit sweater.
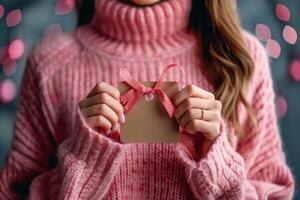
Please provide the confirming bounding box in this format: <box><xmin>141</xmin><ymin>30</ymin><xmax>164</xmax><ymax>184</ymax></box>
<box><xmin>0</xmin><ymin>0</ymin><xmax>295</xmax><ymax>199</ymax></box>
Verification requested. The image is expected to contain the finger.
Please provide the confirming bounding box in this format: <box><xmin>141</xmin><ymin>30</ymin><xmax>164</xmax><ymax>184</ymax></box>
<box><xmin>185</xmin><ymin>119</ymin><xmax>220</xmax><ymax>139</ymax></box>
<box><xmin>174</xmin><ymin>97</ymin><xmax>220</xmax><ymax>120</ymax></box>
<box><xmin>79</xmin><ymin>93</ymin><xmax>124</xmax><ymax>116</ymax></box>
<box><xmin>85</xmin><ymin>115</ymin><xmax>112</xmax><ymax>133</ymax></box>
<box><xmin>86</xmin><ymin>82</ymin><xmax>120</xmax><ymax>100</ymax></box>
<box><xmin>178</xmin><ymin>109</ymin><xmax>221</xmax><ymax>127</ymax></box>
<box><xmin>173</xmin><ymin>84</ymin><xmax>215</xmax><ymax>107</ymax></box>
<box><xmin>81</xmin><ymin>104</ymin><xmax>119</xmax><ymax>125</ymax></box>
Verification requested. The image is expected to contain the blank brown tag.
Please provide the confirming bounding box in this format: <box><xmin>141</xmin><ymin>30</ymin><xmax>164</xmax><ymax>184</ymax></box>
<box><xmin>118</xmin><ymin>81</ymin><xmax>179</xmax><ymax>143</ymax></box>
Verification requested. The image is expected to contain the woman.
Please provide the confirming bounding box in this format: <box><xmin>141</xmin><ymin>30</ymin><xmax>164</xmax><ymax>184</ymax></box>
<box><xmin>0</xmin><ymin>0</ymin><xmax>295</xmax><ymax>199</ymax></box>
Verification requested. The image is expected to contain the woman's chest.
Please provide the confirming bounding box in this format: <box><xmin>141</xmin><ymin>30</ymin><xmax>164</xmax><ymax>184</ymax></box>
<box><xmin>48</xmin><ymin>47</ymin><xmax>213</xmax><ymax>137</ymax></box>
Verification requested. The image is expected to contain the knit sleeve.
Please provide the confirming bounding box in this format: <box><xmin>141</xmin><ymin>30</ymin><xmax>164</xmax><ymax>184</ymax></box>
<box><xmin>175</xmin><ymin>38</ymin><xmax>295</xmax><ymax>199</ymax></box>
<box><xmin>0</xmin><ymin>53</ymin><xmax>127</xmax><ymax>199</ymax></box>
<box><xmin>0</xmin><ymin>55</ymin><xmax>56</xmax><ymax>199</ymax></box>
<box><xmin>56</xmin><ymin>107</ymin><xmax>127</xmax><ymax>199</ymax></box>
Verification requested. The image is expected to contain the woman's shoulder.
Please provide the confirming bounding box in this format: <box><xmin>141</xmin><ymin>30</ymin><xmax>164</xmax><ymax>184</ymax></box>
<box><xmin>28</xmin><ymin>29</ymin><xmax>81</xmax><ymax>80</ymax></box>
<box><xmin>31</xmin><ymin>30</ymin><xmax>80</xmax><ymax>61</ymax></box>
<box><xmin>241</xmin><ymin>30</ymin><xmax>271</xmax><ymax>82</ymax></box>
<box><xmin>239</xmin><ymin>29</ymin><xmax>276</xmax><ymax>109</ymax></box>
<box><xmin>241</xmin><ymin>30</ymin><xmax>269</xmax><ymax>66</ymax></box>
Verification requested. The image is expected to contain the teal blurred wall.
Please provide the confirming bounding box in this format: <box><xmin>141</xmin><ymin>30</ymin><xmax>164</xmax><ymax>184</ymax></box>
<box><xmin>0</xmin><ymin>0</ymin><xmax>299</xmax><ymax>198</ymax></box>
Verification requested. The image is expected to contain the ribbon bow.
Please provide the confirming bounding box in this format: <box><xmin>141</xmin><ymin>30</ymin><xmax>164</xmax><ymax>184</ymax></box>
<box><xmin>120</xmin><ymin>64</ymin><xmax>181</xmax><ymax>118</ymax></box>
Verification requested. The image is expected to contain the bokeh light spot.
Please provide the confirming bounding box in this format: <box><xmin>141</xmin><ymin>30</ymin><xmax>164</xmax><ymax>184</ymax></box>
<box><xmin>255</xmin><ymin>24</ymin><xmax>272</xmax><ymax>41</ymax></box>
<box><xmin>3</xmin><ymin>60</ymin><xmax>17</xmax><ymax>76</ymax></box>
<box><xmin>64</xmin><ymin>0</ymin><xmax>75</xmax><ymax>6</ymax></box>
<box><xmin>231</xmin><ymin>0</ymin><xmax>237</xmax><ymax>10</ymax></box>
<box><xmin>8</xmin><ymin>39</ymin><xmax>25</xmax><ymax>60</ymax></box>
<box><xmin>44</xmin><ymin>23</ymin><xmax>62</xmax><ymax>38</ymax></box>
<box><xmin>55</xmin><ymin>1</ymin><xmax>74</xmax><ymax>15</ymax></box>
<box><xmin>275</xmin><ymin>4</ymin><xmax>291</xmax><ymax>22</ymax></box>
<box><xmin>283</xmin><ymin>25</ymin><xmax>298</xmax><ymax>45</ymax></box>
<box><xmin>0</xmin><ymin>79</ymin><xmax>17</xmax><ymax>103</ymax></box>
<box><xmin>0</xmin><ymin>4</ymin><xmax>4</xmax><ymax>18</ymax></box>
<box><xmin>0</xmin><ymin>46</ymin><xmax>8</xmax><ymax>64</ymax></box>
<box><xmin>276</xmin><ymin>95</ymin><xmax>288</xmax><ymax>118</ymax></box>
<box><xmin>6</xmin><ymin>9</ymin><xmax>22</xmax><ymax>27</ymax></box>
<box><xmin>289</xmin><ymin>59</ymin><xmax>300</xmax><ymax>82</ymax></box>
<box><xmin>266</xmin><ymin>39</ymin><xmax>281</xmax><ymax>59</ymax></box>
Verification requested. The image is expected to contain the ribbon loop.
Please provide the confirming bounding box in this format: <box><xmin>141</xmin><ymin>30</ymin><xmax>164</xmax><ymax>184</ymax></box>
<box><xmin>119</xmin><ymin>64</ymin><xmax>181</xmax><ymax>118</ymax></box>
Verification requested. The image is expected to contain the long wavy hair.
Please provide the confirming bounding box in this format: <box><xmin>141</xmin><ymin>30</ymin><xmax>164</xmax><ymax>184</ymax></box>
<box><xmin>76</xmin><ymin>0</ymin><xmax>257</xmax><ymax>138</ymax></box>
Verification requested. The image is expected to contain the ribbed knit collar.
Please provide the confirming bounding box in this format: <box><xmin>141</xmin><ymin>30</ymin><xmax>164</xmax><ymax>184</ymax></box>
<box><xmin>91</xmin><ymin>0</ymin><xmax>192</xmax><ymax>43</ymax></box>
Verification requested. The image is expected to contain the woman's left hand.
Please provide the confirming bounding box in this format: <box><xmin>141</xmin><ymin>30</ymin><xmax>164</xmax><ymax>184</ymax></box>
<box><xmin>172</xmin><ymin>84</ymin><xmax>222</xmax><ymax>142</ymax></box>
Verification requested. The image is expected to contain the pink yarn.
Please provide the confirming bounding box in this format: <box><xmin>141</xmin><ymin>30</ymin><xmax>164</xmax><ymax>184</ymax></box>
<box><xmin>0</xmin><ymin>0</ymin><xmax>295</xmax><ymax>199</ymax></box>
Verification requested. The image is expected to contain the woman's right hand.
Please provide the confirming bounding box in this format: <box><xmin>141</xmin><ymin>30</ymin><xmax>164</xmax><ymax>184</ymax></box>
<box><xmin>79</xmin><ymin>82</ymin><xmax>125</xmax><ymax>135</ymax></box>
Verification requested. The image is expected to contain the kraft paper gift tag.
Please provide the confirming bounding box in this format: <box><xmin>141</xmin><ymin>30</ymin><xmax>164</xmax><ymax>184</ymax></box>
<box><xmin>118</xmin><ymin>81</ymin><xmax>179</xmax><ymax>143</ymax></box>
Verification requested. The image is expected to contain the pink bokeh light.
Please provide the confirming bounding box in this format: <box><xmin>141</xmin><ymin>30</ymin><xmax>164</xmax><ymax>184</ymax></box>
<box><xmin>289</xmin><ymin>60</ymin><xmax>300</xmax><ymax>82</ymax></box>
<box><xmin>255</xmin><ymin>24</ymin><xmax>272</xmax><ymax>42</ymax></box>
<box><xmin>0</xmin><ymin>4</ymin><xmax>4</xmax><ymax>18</ymax></box>
<box><xmin>0</xmin><ymin>79</ymin><xmax>17</xmax><ymax>103</ymax></box>
<box><xmin>275</xmin><ymin>4</ymin><xmax>291</xmax><ymax>22</ymax></box>
<box><xmin>8</xmin><ymin>39</ymin><xmax>25</xmax><ymax>60</ymax></box>
<box><xmin>44</xmin><ymin>23</ymin><xmax>62</xmax><ymax>38</ymax></box>
<box><xmin>55</xmin><ymin>1</ymin><xmax>75</xmax><ymax>15</ymax></box>
<box><xmin>6</xmin><ymin>9</ymin><xmax>22</xmax><ymax>27</ymax></box>
<box><xmin>283</xmin><ymin>25</ymin><xmax>298</xmax><ymax>45</ymax></box>
<box><xmin>276</xmin><ymin>95</ymin><xmax>288</xmax><ymax>118</ymax></box>
<box><xmin>266</xmin><ymin>39</ymin><xmax>281</xmax><ymax>59</ymax></box>
<box><xmin>2</xmin><ymin>59</ymin><xmax>17</xmax><ymax>76</ymax></box>
<box><xmin>0</xmin><ymin>46</ymin><xmax>8</xmax><ymax>64</ymax></box>
<box><xmin>231</xmin><ymin>0</ymin><xmax>237</xmax><ymax>10</ymax></box>
<box><xmin>64</xmin><ymin>0</ymin><xmax>75</xmax><ymax>6</ymax></box>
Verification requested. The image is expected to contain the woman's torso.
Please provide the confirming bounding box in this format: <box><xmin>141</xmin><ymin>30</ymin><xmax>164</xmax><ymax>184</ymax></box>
<box><xmin>29</xmin><ymin>23</ymin><xmax>221</xmax><ymax>199</ymax></box>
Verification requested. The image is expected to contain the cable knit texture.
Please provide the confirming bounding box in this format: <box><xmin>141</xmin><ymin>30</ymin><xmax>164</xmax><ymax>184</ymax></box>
<box><xmin>0</xmin><ymin>0</ymin><xmax>295</xmax><ymax>199</ymax></box>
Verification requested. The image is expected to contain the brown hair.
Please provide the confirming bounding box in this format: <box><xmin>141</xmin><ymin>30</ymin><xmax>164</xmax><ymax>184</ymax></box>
<box><xmin>76</xmin><ymin>0</ymin><xmax>257</xmax><ymax>138</ymax></box>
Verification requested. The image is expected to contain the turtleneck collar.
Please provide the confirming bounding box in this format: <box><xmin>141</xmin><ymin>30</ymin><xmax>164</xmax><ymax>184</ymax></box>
<box><xmin>91</xmin><ymin>0</ymin><xmax>192</xmax><ymax>43</ymax></box>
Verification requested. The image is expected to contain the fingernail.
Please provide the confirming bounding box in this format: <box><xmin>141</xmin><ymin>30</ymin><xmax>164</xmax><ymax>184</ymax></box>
<box><xmin>112</xmin><ymin>123</ymin><xmax>120</xmax><ymax>131</ymax></box>
<box><xmin>118</xmin><ymin>113</ymin><xmax>125</xmax><ymax>123</ymax></box>
<box><xmin>105</xmin><ymin>129</ymin><xmax>111</xmax><ymax>135</ymax></box>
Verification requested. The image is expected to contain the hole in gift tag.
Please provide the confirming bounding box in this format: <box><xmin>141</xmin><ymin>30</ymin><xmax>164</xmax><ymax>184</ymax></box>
<box><xmin>145</xmin><ymin>93</ymin><xmax>154</xmax><ymax>101</ymax></box>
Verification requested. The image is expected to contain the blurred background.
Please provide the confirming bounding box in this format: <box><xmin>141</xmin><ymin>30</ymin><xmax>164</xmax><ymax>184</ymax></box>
<box><xmin>0</xmin><ymin>0</ymin><xmax>299</xmax><ymax>198</ymax></box>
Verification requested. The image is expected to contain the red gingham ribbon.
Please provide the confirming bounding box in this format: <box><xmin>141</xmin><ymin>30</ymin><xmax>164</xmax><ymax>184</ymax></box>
<box><xmin>119</xmin><ymin>64</ymin><xmax>181</xmax><ymax>118</ymax></box>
